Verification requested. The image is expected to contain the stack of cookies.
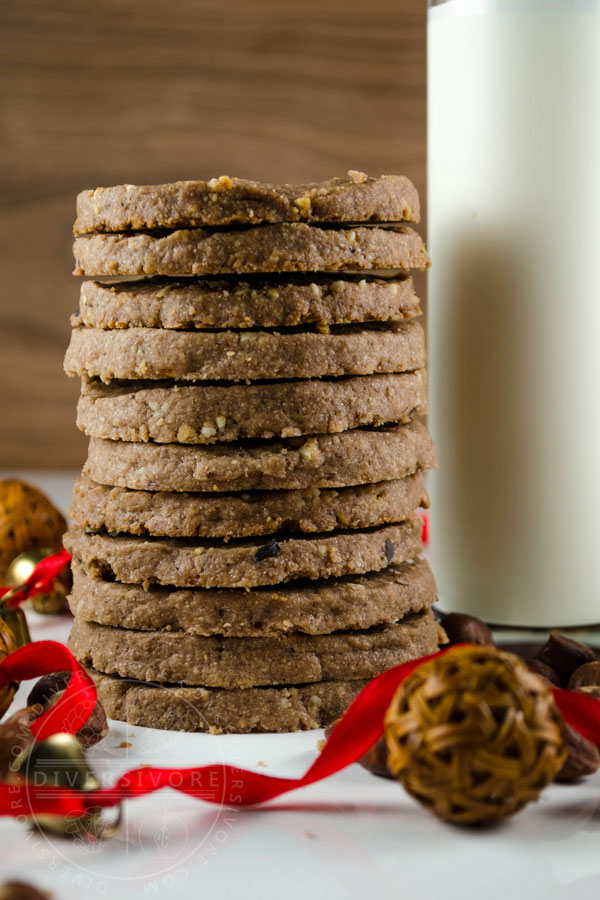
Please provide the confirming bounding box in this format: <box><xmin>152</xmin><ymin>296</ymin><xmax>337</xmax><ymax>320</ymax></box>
<box><xmin>64</xmin><ymin>171</ymin><xmax>442</xmax><ymax>733</ymax></box>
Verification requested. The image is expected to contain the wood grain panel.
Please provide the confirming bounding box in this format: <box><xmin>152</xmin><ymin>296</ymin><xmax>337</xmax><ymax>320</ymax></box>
<box><xmin>0</xmin><ymin>0</ymin><xmax>426</xmax><ymax>467</ymax></box>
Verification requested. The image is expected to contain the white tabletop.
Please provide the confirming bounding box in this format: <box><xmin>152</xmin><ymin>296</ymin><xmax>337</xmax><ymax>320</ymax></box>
<box><xmin>1</xmin><ymin>472</ymin><xmax>600</xmax><ymax>900</ymax></box>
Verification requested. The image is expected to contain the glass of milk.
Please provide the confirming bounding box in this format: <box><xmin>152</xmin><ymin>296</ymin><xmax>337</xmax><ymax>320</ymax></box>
<box><xmin>428</xmin><ymin>0</ymin><xmax>600</xmax><ymax>628</ymax></box>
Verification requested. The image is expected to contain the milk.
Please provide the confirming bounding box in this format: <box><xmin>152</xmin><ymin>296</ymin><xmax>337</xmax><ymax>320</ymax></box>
<box><xmin>427</xmin><ymin>0</ymin><xmax>600</xmax><ymax>626</ymax></box>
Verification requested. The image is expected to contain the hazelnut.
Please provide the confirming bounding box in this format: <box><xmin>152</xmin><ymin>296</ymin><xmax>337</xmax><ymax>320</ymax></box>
<box><xmin>76</xmin><ymin>702</ymin><xmax>109</xmax><ymax>749</ymax></box>
<box><xmin>535</xmin><ymin>633</ymin><xmax>597</xmax><ymax>685</ymax></box>
<box><xmin>26</xmin><ymin>672</ymin><xmax>108</xmax><ymax>748</ymax></box>
<box><xmin>27</xmin><ymin>671</ymin><xmax>70</xmax><ymax>707</ymax></box>
<box><xmin>555</xmin><ymin>723</ymin><xmax>600</xmax><ymax>782</ymax></box>
<box><xmin>207</xmin><ymin>175</ymin><xmax>233</xmax><ymax>191</ymax></box>
<box><xmin>0</xmin><ymin>706</ymin><xmax>37</xmax><ymax>780</ymax></box>
<box><xmin>567</xmin><ymin>660</ymin><xmax>600</xmax><ymax>691</ymax></box>
<box><xmin>298</xmin><ymin>438</ymin><xmax>319</xmax><ymax>463</ymax></box>
<box><xmin>357</xmin><ymin>738</ymin><xmax>393</xmax><ymax>780</ymax></box>
<box><xmin>436</xmin><ymin>611</ymin><xmax>493</xmax><ymax>646</ymax></box>
<box><xmin>525</xmin><ymin>658</ymin><xmax>562</xmax><ymax>687</ymax></box>
<box><xmin>177</xmin><ymin>423</ymin><xmax>197</xmax><ymax>443</ymax></box>
<box><xmin>324</xmin><ymin>718</ymin><xmax>392</xmax><ymax>779</ymax></box>
<box><xmin>347</xmin><ymin>170</ymin><xmax>368</xmax><ymax>184</ymax></box>
<box><xmin>200</xmin><ymin>422</ymin><xmax>217</xmax><ymax>439</ymax></box>
<box><xmin>292</xmin><ymin>196</ymin><xmax>311</xmax><ymax>217</ymax></box>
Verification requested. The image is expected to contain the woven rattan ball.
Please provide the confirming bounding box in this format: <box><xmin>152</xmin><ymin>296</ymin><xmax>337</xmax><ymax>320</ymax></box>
<box><xmin>0</xmin><ymin>480</ymin><xmax>66</xmax><ymax>581</ymax></box>
<box><xmin>0</xmin><ymin>617</ymin><xmax>18</xmax><ymax>718</ymax></box>
<box><xmin>384</xmin><ymin>645</ymin><xmax>567</xmax><ymax>825</ymax></box>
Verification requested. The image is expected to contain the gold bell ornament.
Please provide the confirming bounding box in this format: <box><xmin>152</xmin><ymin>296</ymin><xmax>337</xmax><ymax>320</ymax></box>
<box><xmin>4</xmin><ymin>547</ymin><xmax>71</xmax><ymax>615</ymax></box>
<box><xmin>0</xmin><ymin>619</ymin><xmax>18</xmax><ymax>718</ymax></box>
<box><xmin>0</xmin><ymin>605</ymin><xmax>30</xmax><ymax>651</ymax></box>
<box><xmin>7</xmin><ymin>732</ymin><xmax>120</xmax><ymax>840</ymax></box>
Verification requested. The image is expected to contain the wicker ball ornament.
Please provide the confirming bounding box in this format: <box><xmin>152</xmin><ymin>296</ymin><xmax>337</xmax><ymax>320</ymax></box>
<box><xmin>0</xmin><ymin>480</ymin><xmax>66</xmax><ymax>581</ymax></box>
<box><xmin>384</xmin><ymin>645</ymin><xmax>568</xmax><ymax>825</ymax></box>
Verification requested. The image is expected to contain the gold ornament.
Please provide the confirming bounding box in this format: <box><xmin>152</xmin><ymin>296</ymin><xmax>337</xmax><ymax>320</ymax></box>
<box><xmin>384</xmin><ymin>645</ymin><xmax>568</xmax><ymax>825</ymax></box>
<box><xmin>0</xmin><ymin>706</ymin><xmax>37</xmax><ymax>779</ymax></box>
<box><xmin>0</xmin><ymin>480</ymin><xmax>66</xmax><ymax>581</ymax></box>
<box><xmin>0</xmin><ymin>606</ymin><xmax>30</xmax><ymax>650</ymax></box>
<box><xmin>0</xmin><ymin>618</ymin><xmax>18</xmax><ymax>718</ymax></box>
<box><xmin>5</xmin><ymin>548</ymin><xmax>70</xmax><ymax>615</ymax></box>
<box><xmin>8</xmin><ymin>732</ymin><xmax>120</xmax><ymax>840</ymax></box>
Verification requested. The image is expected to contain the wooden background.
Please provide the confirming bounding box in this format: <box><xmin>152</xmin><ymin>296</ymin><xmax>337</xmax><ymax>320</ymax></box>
<box><xmin>0</xmin><ymin>0</ymin><xmax>427</xmax><ymax>468</ymax></box>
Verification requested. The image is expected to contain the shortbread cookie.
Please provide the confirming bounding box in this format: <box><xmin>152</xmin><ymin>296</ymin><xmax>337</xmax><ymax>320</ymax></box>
<box><xmin>74</xmin><ymin>172</ymin><xmax>420</xmax><ymax>234</ymax></box>
<box><xmin>64</xmin><ymin>321</ymin><xmax>425</xmax><ymax>382</ymax></box>
<box><xmin>70</xmin><ymin>473</ymin><xmax>429</xmax><ymax>539</ymax></box>
<box><xmin>74</xmin><ymin>275</ymin><xmax>421</xmax><ymax>330</ymax></box>
<box><xmin>64</xmin><ymin>519</ymin><xmax>423</xmax><ymax>589</ymax></box>
<box><xmin>69</xmin><ymin>557</ymin><xmax>436</xmax><ymax>637</ymax></box>
<box><xmin>73</xmin><ymin>224</ymin><xmax>430</xmax><ymax>276</ymax></box>
<box><xmin>90</xmin><ymin>671</ymin><xmax>370</xmax><ymax>733</ymax></box>
<box><xmin>77</xmin><ymin>371</ymin><xmax>427</xmax><ymax>444</ymax></box>
<box><xmin>84</xmin><ymin>420</ymin><xmax>436</xmax><ymax>493</ymax></box>
<box><xmin>69</xmin><ymin>610</ymin><xmax>441</xmax><ymax>688</ymax></box>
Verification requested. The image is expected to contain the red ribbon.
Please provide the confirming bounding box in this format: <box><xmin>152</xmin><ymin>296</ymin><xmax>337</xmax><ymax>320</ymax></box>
<box><xmin>0</xmin><ymin>548</ymin><xmax>71</xmax><ymax>607</ymax></box>
<box><xmin>419</xmin><ymin>511</ymin><xmax>429</xmax><ymax>545</ymax></box>
<box><xmin>0</xmin><ymin>640</ymin><xmax>97</xmax><ymax>740</ymax></box>
<box><xmin>1</xmin><ymin>640</ymin><xmax>600</xmax><ymax>820</ymax></box>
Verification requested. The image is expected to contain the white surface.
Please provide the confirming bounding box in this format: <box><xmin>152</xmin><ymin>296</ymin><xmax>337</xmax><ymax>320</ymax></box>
<box><xmin>1</xmin><ymin>472</ymin><xmax>600</xmax><ymax>899</ymax></box>
<box><xmin>427</xmin><ymin>0</ymin><xmax>600</xmax><ymax>627</ymax></box>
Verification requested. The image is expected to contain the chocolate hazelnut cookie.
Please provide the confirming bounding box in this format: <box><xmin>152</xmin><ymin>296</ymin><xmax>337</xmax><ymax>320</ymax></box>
<box><xmin>90</xmin><ymin>672</ymin><xmax>370</xmax><ymax>733</ymax></box>
<box><xmin>70</xmin><ymin>473</ymin><xmax>428</xmax><ymax>539</ymax></box>
<box><xmin>74</xmin><ymin>172</ymin><xmax>419</xmax><ymax>234</ymax></box>
<box><xmin>73</xmin><ymin>223</ymin><xmax>429</xmax><ymax>277</ymax></box>
<box><xmin>76</xmin><ymin>371</ymin><xmax>427</xmax><ymax>444</ymax></box>
<box><xmin>69</xmin><ymin>610</ymin><xmax>441</xmax><ymax>688</ymax></box>
<box><xmin>64</xmin><ymin>519</ymin><xmax>423</xmax><ymax>589</ymax></box>
<box><xmin>68</xmin><ymin>557</ymin><xmax>436</xmax><ymax>637</ymax></box>
<box><xmin>65</xmin><ymin>321</ymin><xmax>425</xmax><ymax>383</ymax></box>
<box><xmin>74</xmin><ymin>275</ymin><xmax>421</xmax><ymax>330</ymax></box>
<box><xmin>83</xmin><ymin>420</ymin><xmax>436</xmax><ymax>493</ymax></box>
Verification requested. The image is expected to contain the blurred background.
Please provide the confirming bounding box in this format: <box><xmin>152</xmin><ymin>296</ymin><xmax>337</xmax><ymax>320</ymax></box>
<box><xmin>0</xmin><ymin>0</ymin><xmax>426</xmax><ymax>468</ymax></box>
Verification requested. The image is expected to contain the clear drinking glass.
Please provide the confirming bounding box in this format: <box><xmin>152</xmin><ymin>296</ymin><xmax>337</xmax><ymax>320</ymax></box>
<box><xmin>427</xmin><ymin>0</ymin><xmax>600</xmax><ymax>629</ymax></box>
